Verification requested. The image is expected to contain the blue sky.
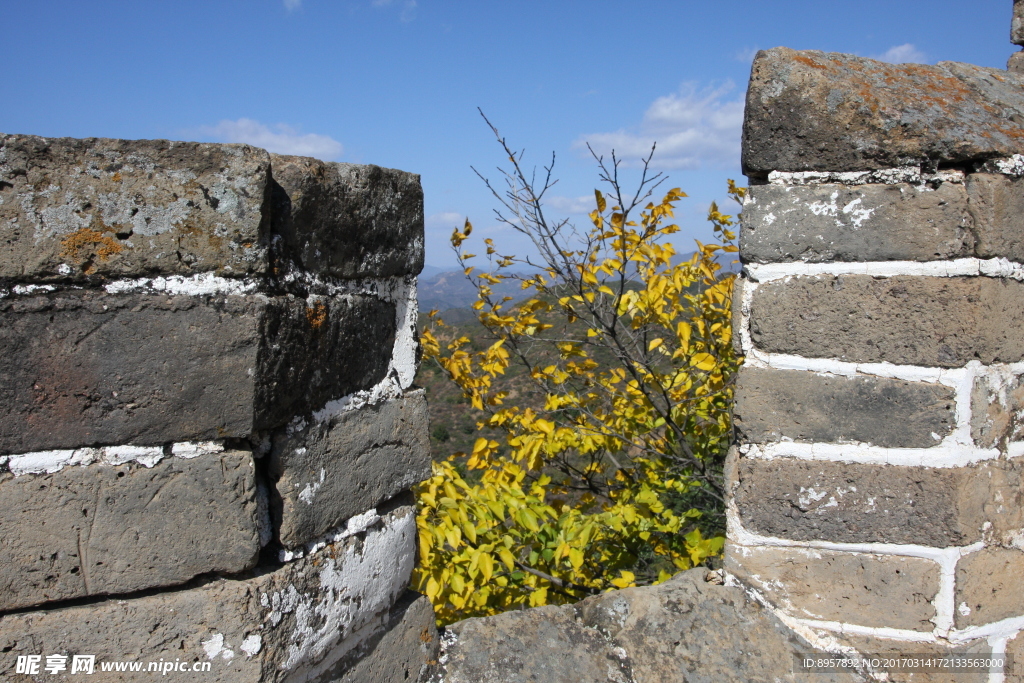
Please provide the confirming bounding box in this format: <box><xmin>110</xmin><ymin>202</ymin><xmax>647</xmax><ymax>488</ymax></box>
<box><xmin>2</xmin><ymin>1</ymin><xmax>1013</xmax><ymax>270</ymax></box>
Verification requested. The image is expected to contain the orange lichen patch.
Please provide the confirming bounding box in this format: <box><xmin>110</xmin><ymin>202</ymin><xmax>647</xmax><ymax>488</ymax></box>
<box><xmin>59</xmin><ymin>228</ymin><xmax>124</xmax><ymax>264</ymax></box>
<box><xmin>306</xmin><ymin>301</ymin><xmax>328</xmax><ymax>329</ymax></box>
<box><xmin>794</xmin><ymin>55</ymin><xmax>828</xmax><ymax>70</ymax></box>
<box><xmin>111</xmin><ymin>172</ymin><xmax>122</xmax><ymax>183</ymax></box>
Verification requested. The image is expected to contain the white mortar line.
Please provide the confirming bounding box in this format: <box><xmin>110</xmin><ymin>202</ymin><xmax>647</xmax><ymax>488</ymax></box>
<box><xmin>950</xmin><ymin>616</ymin><xmax>1024</xmax><ymax>645</ymax></box>
<box><xmin>766</xmin><ymin>167</ymin><xmax>968</xmax><ymax>186</ymax></box>
<box><xmin>743</xmin><ymin>257</ymin><xmax>1024</xmax><ymax>284</ymax></box>
<box><xmin>739</xmin><ymin>442</ymin><xmax>1001</xmax><ymax>468</ymax></box>
<box><xmin>278</xmin><ymin>507</ymin><xmax>383</xmax><ymax>563</ymax></box>
<box><xmin>2</xmin><ymin>440</ymin><xmax>225</xmax><ymax>476</ymax></box>
<box><xmin>987</xmin><ymin>635</ymin><xmax>1011</xmax><ymax>683</ymax></box>
<box><xmin>790</xmin><ymin>618</ymin><xmax>939</xmax><ymax>643</ymax></box>
<box><xmin>103</xmin><ymin>272</ymin><xmax>260</xmax><ymax>296</ymax></box>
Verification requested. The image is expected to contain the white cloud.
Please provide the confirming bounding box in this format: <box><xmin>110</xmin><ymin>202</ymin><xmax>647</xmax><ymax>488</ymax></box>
<box><xmin>195</xmin><ymin>119</ymin><xmax>343</xmax><ymax>160</ymax></box>
<box><xmin>546</xmin><ymin>195</ymin><xmax>596</xmax><ymax>215</ymax></box>
<box><xmin>574</xmin><ymin>82</ymin><xmax>743</xmax><ymax>170</ymax></box>
<box><xmin>283</xmin><ymin>0</ymin><xmax>301</xmax><ymax>11</ymax></box>
<box><xmin>426</xmin><ymin>211</ymin><xmax>465</xmax><ymax>229</ymax></box>
<box><xmin>372</xmin><ymin>0</ymin><xmax>416</xmax><ymax>22</ymax></box>
<box><xmin>872</xmin><ymin>43</ymin><xmax>926</xmax><ymax>64</ymax></box>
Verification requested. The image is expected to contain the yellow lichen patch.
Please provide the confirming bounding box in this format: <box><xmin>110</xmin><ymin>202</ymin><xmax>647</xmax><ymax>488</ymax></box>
<box><xmin>59</xmin><ymin>228</ymin><xmax>124</xmax><ymax>268</ymax></box>
<box><xmin>111</xmin><ymin>172</ymin><xmax>123</xmax><ymax>183</ymax></box>
<box><xmin>306</xmin><ymin>301</ymin><xmax>328</xmax><ymax>329</ymax></box>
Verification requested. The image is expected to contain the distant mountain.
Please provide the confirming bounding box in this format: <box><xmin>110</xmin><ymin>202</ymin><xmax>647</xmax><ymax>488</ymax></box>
<box><xmin>417</xmin><ymin>269</ymin><xmax>528</xmax><ymax>313</ymax></box>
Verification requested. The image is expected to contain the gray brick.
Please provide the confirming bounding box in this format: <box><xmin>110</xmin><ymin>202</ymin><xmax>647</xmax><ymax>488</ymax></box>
<box><xmin>741</xmin><ymin>183</ymin><xmax>973</xmax><ymax>264</ymax></box>
<box><xmin>726</xmin><ymin>543</ymin><xmax>940</xmax><ymax>631</ymax></box>
<box><xmin>270</xmin><ymin>154</ymin><xmax>424</xmax><ymax>278</ymax></box>
<box><xmin>270</xmin><ymin>390</ymin><xmax>431</xmax><ymax>549</ymax></box>
<box><xmin>734</xmin><ymin>367</ymin><xmax>955</xmax><ymax>448</ymax></box>
<box><xmin>0</xmin><ymin>503</ymin><xmax>416</xmax><ymax>683</ymax></box>
<box><xmin>0</xmin><ymin>134</ymin><xmax>270</xmax><ymax>282</ymax></box>
<box><xmin>0</xmin><ymin>291</ymin><xmax>395</xmax><ymax>453</ymax></box>
<box><xmin>966</xmin><ymin>173</ymin><xmax>1024</xmax><ymax>262</ymax></box>
<box><xmin>730</xmin><ymin>455</ymin><xmax>1024</xmax><ymax>546</ymax></box>
<box><xmin>748</xmin><ymin>275</ymin><xmax>1024</xmax><ymax>367</ymax></box>
<box><xmin>743</xmin><ymin>48</ymin><xmax>1024</xmax><ymax>174</ymax></box>
<box><xmin>0</xmin><ymin>450</ymin><xmax>259</xmax><ymax>610</ymax></box>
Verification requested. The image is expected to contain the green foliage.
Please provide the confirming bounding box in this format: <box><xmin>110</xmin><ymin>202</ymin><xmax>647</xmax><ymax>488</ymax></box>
<box><xmin>414</xmin><ymin>118</ymin><xmax>742</xmax><ymax>625</ymax></box>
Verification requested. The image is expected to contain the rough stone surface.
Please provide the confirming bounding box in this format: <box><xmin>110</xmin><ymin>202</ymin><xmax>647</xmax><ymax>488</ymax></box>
<box><xmin>270</xmin><ymin>390</ymin><xmax>430</xmax><ymax>549</ymax></box>
<box><xmin>270</xmin><ymin>154</ymin><xmax>424</xmax><ymax>279</ymax></box>
<box><xmin>1015</xmin><ymin>0</ymin><xmax>1024</xmax><ymax>45</ymax></box>
<box><xmin>748</xmin><ymin>275</ymin><xmax>1024</xmax><ymax>367</ymax></box>
<box><xmin>743</xmin><ymin>48</ymin><xmax>1024</xmax><ymax>174</ymax></box>
<box><xmin>0</xmin><ymin>291</ymin><xmax>394</xmax><ymax>453</ymax></box>
<box><xmin>1009</xmin><ymin>50</ymin><xmax>1024</xmax><ymax>73</ymax></box>
<box><xmin>730</xmin><ymin>454</ymin><xmax>1024</xmax><ymax>546</ymax></box>
<box><xmin>966</xmin><ymin>173</ymin><xmax>1024</xmax><ymax>262</ymax></box>
<box><xmin>318</xmin><ymin>592</ymin><xmax>438</xmax><ymax>683</ymax></box>
<box><xmin>0</xmin><ymin>504</ymin><xmax>416</xmax><ymax>683</ymax></box>
<box><xmin>725</xmin><ymin>543</ymin><xmax>940</xmax><ymax>631</ymax></box>
<box><xmin>971</xmin><ymin>370</ymin><xmax>1024</xmax><ymax>450</ymax></box>
<box><xmin>0</xmin><ymin>450</ymin><xmax>259</xmax><ymax>611</ymax></box>
<box><xmin>829</xmin><ymin>633</ymin><xmax>993</xmax><ymax>683</ymax></box>
<box><xmin>0</xmin><ymin>134</ymin><xmax>271</xmax><ymax>282</ymax></box>
<box><xmin>432</xmin><ymin>568</ymin><xmax>864</xmax><ymax>683</ymax></box>
<box><xmin>741</xmin><ymin>183</ymin><xmax>973</xmax><ymax>263</ymax></box>
<box><xmin>954</xmin><ymin>547</ymin><xmax>1024</xmax><ymax>628</ymax></box>
<box><xmin>734</xmin><ymin>367</ymin><xmax>955</xmax><ymax>448</ymax></box>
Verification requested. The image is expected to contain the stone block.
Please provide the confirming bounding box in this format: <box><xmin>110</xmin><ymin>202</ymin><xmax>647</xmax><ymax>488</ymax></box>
<box><xmin>971</xmin><ymin>370</ymin><xmax>1024</xmax><ymax>450</ymax></box>
<box><xmin>270</xmin><ymin>154</ymin><xmax>424</xmax><ymax>279</ymax></box>
<box><xmin>741</xmin><ymin>183</ymin><xmax>973</xmax><ymax>263</ymax></box>
<box><xmin>0</xmin><ymin>134</ymin><xmax>270</xmax><ymax>281</ymax></box>
<box><xmin>748</xmin><ymin>275</ymin><xmax>1024</xmax><ymax>367</ymax></box>
<box><xmin>966</xmin><ymin>173</ymin><xmax>1024</xmax><ymax>262</ymax></box>
<box><xmin>435</xmin><ymin>568</ymin><xmax>864</xmax><ymax>683</ymax></box>
<box><xmin>0</xmin><ymin>503</ymin><xmax>416</xmax><ymax>683</ymax></box>
<box><xmin>828</xmin><ymin>633</ymin><xmax>993</xmax><ymax>683</ymax></box>
<box><xmin>315</xmin><ymin>591</ymin><xmax>438</xmax><ymax>683</ymax></box>
<box><xmin>0</xmin><ymin>450</ymin><xmax>259</xmax><ymax>610</ymax></box>
<box><xmin>0</xmin><ymin>290</ymin><xmax>395</xmax><ymax>453</ymax></box>
<box><xmin>725</xmin><ymin>543</ymin><xmax>940</xmax><ymax>631</ymax></box>
<box><xmin>730</xmin><ymin>456</ymin><xmax>1024</xmax><ymax>546</ymax></box>
<box><xmin>1015</xmin><ymin>0</ymin><xmax>1024</xmax><ymax>46</ymax></box>
<box><xmin>955</xmin><ymin>547</ymin><xmax>1024</xmax><ymax>628</ymax></box>
<box><xmin>1009</xmin><ymin>50</ymin><xmax>1024</xmax><ymax>73</ymax></box>
<box><xmin>270</xmin><ymin>390</ymin><xmax>431</xmax><ymax>549</ymax></box>
<box><xmin>734</xmin><ymin>367</ymin><xmax>955</xmax><ymax>448</ymax></box>
<box><xmin>743</xmin><ymin>48</ymin><xmax>1024</xmax><ymax>174</ymax></box>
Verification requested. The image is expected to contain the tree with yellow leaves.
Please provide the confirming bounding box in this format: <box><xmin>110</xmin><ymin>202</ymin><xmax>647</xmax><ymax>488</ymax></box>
<box><xmin>413</xmin><ymin>114</ymin><xmax>742</xmax><ymax>625</ymax></box>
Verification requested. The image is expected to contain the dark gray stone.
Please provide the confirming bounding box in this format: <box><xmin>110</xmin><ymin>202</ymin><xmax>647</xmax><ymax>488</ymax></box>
<box><xmin>743</xmin><ymin>48</ymin><xmax>1024</xmax><ymax>174</ymax></box>
<box><xmin>741</xmin><ymin>183</ymin><xmax>973</xmax><ymax>263</ymax></box>
<box><xmin>432</xmin><ymin>568</ymin><xmax>865</xmax><ymax>683</ymax></box>
<box><xmin>0</xmin><ymin>504</ymin><xmax>416</xmax><ymax>683</ymax></box>
<box><xmin>748</xmin><ymin>275</ymin><xmax>1024</xmax><ymax>367</ymax></box>
<box><xmin>316</xmin><ymin>592</ymin><xmax>438</xmax><ymax>683</ymax></box>
<box><xmin>270</xmin><ymin>390</ymin><xmax>431</xmax><ymax>549</ymax></box>
<box><xmin>270</xmin><ymin>154</ymin><xmax>424</xmax><ymax>278</ymax></box>
<box><xmin>0</xmin><ymin>450</ymin><xmax>259</xmax><ymax>610</ymax></box>
<box><xmin>967</xmin><ymin>173</ymin><xmax>1024</xmax><ymax>262</ymax></box>
<box><xmin>734</xmin><ymin>367</ymin><xmax>956</xmax><ymax>448</ymax></box>
<box><xmin>730</xmin><ymin>455</ymin><xmax>1024</xmax><ymax>546</ymax></box>
<box><xmin>1014</xmin><ymin>0</ymin><xmax>1024</xmax><ymax>46</ymax></box>
<box><xmin>0</xmin><ymin>134</ymin><xmax>271</xmax><ymax>282</ymax></box>
<box><xmin>0</xmin><ymin>291</ymin><xmax>394</xmax><ymax>453</ymax></box>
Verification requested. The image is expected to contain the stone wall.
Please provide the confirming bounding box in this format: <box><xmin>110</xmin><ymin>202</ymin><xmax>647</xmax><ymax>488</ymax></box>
<box><xmin>0</xmin><ymin>135</ymin><xmax>437</xmax><ymax>681</ymax></box>
<box><xmin>729</xmin><ymin>23</ymin><xmax>1024</xmax><ymax>680</ymax></box>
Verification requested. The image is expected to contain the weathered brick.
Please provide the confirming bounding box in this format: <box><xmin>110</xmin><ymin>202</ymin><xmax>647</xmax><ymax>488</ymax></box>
<box><xmin>0</xmin><ymin>450</ymin><xmax>259</xmax><ymax>610</ymax></box>
<box><xmin>742</xmin><ymin>183</ymin><xmax>973</xmax><ymax>263</ymax></box>
<box><xmin>748</xmin><ymin>275</ymin><xmax>1024</xmax><ymax>367</ymax></box>
<box><xmin>730</xmin><ymin>455</ymin><xmax>1024</xmax><ymax>546</ymax></box>
<box><xmin>971</xmin><ymin>370</ymin><xmax>1024</xmax><ymax>450</ymax></box>
<box><xmin>0</xmin><ymin>503</ymin><xmax>416</xmax><ymax>683</ymax></box>
<box><xmin>0</xmin><ymin>291</ymin><xmax>395</xmax><ymax>453</ymax></box>
<box><xmin>955</xmin><ymin>547</ymin><xmax>1024</xmax><ymax>628</ymax></box>
<box><xmin>966</xmin><ymin>173</ymin><xmax>1024</xmax><ymax>262</ymax></box>
<box><xmin>743</xmin><ymin>48</ymin><xmax>1024</xmax><ymax>174</ymax></box>
<box><xmin>0</xmin><ymin>134</ymin><xmax>270</xmax><ymax>282</ymax></box>
<box><xmin>270</xmin><ymin>154</ymin><xmax>424</xmax><ymax>278</ymax></box>
<box><xmin>832</xmin><ymin>634</ymin><xmax>993</xmax><ymax>683</ymax></box>
<box><xmin>269</xmin><ymin>390</ymin><xmax>431</xmax><ymax>549</ymax></box>
<box><xmin>734</xmin><ymin>367</ymin><xmax>955</xmax><ymax>448</ymax></box>
<box><xmin>726</xmin><ymin>543</ymin><xmax>940</xmax><ymax>631</ymax></box>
